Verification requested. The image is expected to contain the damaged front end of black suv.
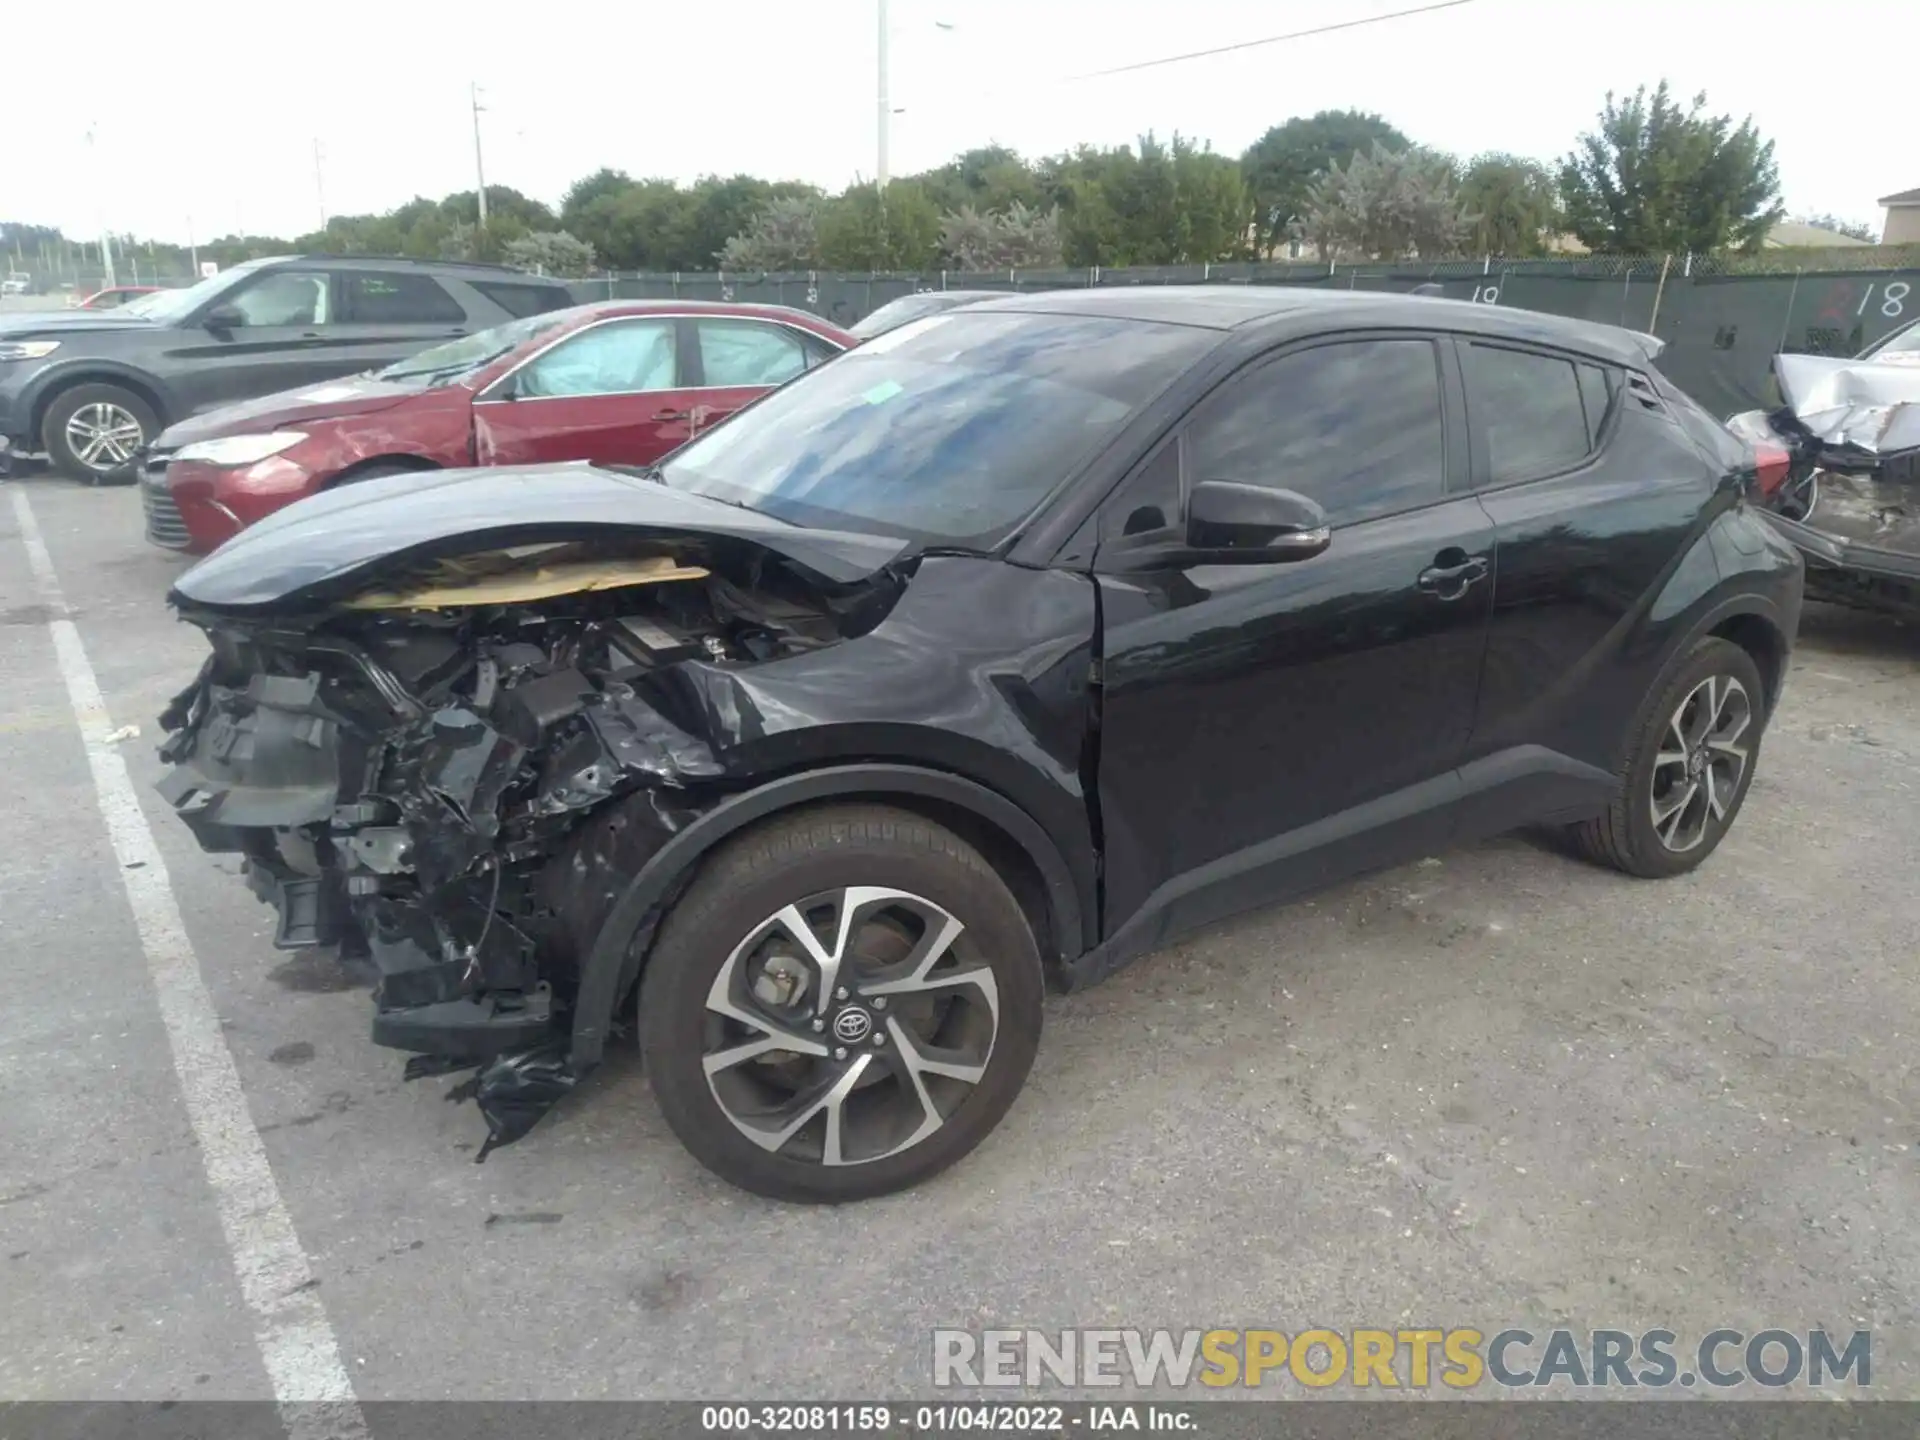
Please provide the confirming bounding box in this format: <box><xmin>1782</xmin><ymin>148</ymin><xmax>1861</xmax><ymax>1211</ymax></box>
<box><xmin>154</xmin><ymin>466</ymin><xmax>941</xmax><ymax>1157</ymax></box>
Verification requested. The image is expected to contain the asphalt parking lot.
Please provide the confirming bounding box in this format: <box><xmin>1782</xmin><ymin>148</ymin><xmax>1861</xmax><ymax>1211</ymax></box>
<box><xmin>1</xmin><ymin>471</ymin><xmax>1917</xmax><ymax>1404</ymax></box>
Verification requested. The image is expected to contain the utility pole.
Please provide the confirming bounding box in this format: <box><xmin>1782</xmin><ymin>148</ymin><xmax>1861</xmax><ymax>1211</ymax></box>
<box><xmin>84</xmin><ymin>123</ymin><xmax>116</xmax><ymax>287</ymax></box>
<box><xmin>470</xmin><ymin>83</ymin><xmax>490</xmax><ymax>230</ymax></box>
<box><xmin>875</xmin><ymin>0</ymin><xmax>890</xmax><ymax>189</ymax></box>
<box><xmin>313</xmin><ymin>138</ymin><xmax>328</xmax><ymax>232</ymax></box>
<box><xmin>187</xmin><ymin>216</ymin><xmax>198</xmax><ymax>277</ymax></box>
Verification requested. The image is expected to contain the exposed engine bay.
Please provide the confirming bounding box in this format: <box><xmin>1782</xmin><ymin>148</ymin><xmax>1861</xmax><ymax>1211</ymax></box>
<box><xmin>157</xmin><ymin>538</ymin><xmax>902</xmax><ymax>1156</ymax></box>
<box><xmin>1729</xmin><ymin>351</ymin><xmax>1920</xmax><ymax>618</ymax></box>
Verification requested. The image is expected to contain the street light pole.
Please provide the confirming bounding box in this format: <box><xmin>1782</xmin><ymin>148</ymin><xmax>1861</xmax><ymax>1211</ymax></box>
<box><xmin>471</xmin><ymin>83</ymin><xmax>490</xmax><ymax>230</ymax></box>
<box><xmin>313</xmin><ymin>138</ymin><xmax>328</xmax><ymax>231</ymax></box>
<box><xmin>876</xmin><ymin>0</ymin><xmax>891</xmax><ymax>188</ymax></box>
<box><xmin>84</xmin><ymin>123</ymin><xmax>116</xmax><ymax>288</ymax></box>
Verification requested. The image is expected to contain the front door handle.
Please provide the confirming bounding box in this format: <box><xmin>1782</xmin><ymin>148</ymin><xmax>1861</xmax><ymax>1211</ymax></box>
<box><xmin>652</xmin><ymin>408</ymin><xmax>691</xmax><ymax>422</ymax></box>
<box><xmin>1417</xmin><ymin>554</ymin><xmax>1490</xmax><ymax>598</ymax></box>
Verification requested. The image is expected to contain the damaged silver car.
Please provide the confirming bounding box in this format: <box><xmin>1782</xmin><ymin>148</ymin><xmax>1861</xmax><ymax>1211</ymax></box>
<box><xmin>156</xmin><ymin>289</ymin><xmax>1803</xmax><ymax>1201</ymax></box>
<box><xmin>1728</xmin><ymin>342</ymin><xmax>1920</xmax><ymax>619</ymax></box>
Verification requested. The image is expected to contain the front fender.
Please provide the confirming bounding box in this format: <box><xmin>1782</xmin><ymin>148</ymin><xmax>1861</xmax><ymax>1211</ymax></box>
<box><xmin>567</xmin><ymin>763</ymin><xmax>1090</xmax><ymax>1067</ymax></box>
<box><xmin>22</xmin><ymin>357</ymin><xmax>178</xmax><ymax>432</ymax></box>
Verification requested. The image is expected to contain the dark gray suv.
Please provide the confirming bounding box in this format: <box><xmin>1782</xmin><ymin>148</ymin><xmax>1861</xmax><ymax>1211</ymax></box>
<box><xmin>0</xmin><ymin>255</ymin><xmax>573</xmax><ymax>482</ymax></box>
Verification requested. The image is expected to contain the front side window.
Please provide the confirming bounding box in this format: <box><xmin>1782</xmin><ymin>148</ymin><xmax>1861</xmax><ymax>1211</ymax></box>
<box><xmin>1462</xmin><ymin>343</ymin><xmax>1596</xmax><ymax>485</ymax></box>
<box><xmin>1186</xmin><ymin>338</ymin><xmax>1446</xmax><ymax>525</ymax></box>
<box><xmin>379</xmin><ymin>311</ymin><xmax>572</xmax><ymax>384</ymax></box>
<box><xmin>658</xmin><ymin>311</ymin><xmax>1211</xmax><ymax>547</ymax></box>
<box><xmin>515</xmin><ymin>319</ymin><xmax>678</xmax><ymax>398</ymax></box>
<box><xmin>341</xmin><ymin>271</ymin><xmax>465</xmax><ymax>324</ymax></box>
<box><xmin>226</xmin><ymin>270</ymin><xmax>331</xmax><ymax>327</ymax></box>
<box><xmin>697</xmin><ymin>319</ymin><xmax>809</xmax><ymax>388</ymax></box>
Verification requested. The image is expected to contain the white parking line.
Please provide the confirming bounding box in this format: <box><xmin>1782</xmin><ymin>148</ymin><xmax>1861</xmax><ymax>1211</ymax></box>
<box><xmin>10</xmin><ymin>489</ymin><xmax>366</xmax><ymax>1440</ymax></box>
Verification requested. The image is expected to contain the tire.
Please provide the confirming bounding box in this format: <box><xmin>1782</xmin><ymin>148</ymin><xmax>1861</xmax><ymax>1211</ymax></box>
<box><xmin>41</xmin><ymin>383</ymin><xmax>159</xmax><ymax>484</ymax></box>
<box><xmin>640</xmin><ymin>803</ymin><xmax>1044</xmax><ymax>1203</ymax></box>
<box><xmin>1570</xmin><ymin>636</ymin><xmax>1768</xmax><ymax>879</ymax></box>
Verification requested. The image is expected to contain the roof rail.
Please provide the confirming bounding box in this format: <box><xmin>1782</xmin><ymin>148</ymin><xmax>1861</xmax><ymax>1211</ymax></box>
<box><xmin>276</xmin><ymin>254</ymin><xmax>546</xmax><ymax>275</ymax></box>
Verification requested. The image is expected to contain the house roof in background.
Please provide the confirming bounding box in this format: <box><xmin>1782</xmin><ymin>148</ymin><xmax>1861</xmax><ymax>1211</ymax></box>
<box><xmin>1878</xmin><ymin>187</ymin><xmax>1920</xmax><ymax>206</ymax></box>
<box><xmin>1765</xmin><ymin>221</ymin><xmax>1873</xmax><ymax>248</ymax></box>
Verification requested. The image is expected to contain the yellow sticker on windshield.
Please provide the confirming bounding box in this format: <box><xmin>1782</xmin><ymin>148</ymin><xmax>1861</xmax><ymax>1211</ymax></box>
<box><xmin>862</xmin><ymin>379</ymin><xmax>904</xmax><ymax>405</ymax></box>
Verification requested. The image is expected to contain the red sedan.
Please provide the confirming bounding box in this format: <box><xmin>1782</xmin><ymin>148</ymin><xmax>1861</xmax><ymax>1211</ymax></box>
<box><xmin>141</xmin><ymin>300</ymin><xmax>854</xmax><ymax>554</ymax></box>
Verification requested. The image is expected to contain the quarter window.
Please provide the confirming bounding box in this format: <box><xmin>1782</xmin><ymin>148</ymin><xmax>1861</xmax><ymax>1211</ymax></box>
<box><xmin>340</xmin><ymin>271</ymin><xmax>466</xmax><ymax>324</ymax></box>
<box><xmin>516</xmin><ymin>319</ymin><xmax>678</xmax><ymax>398</ymax></box>
<box><xmin>1463</xmin><ymin>343</ymin><xmax>1606</xmax><ymax>485</ymax></box>
<box><xmin>1187</xmin><ymin>338</ymin><xmax>1446</xmax><ymax>524</ymax></box>
<box><xmin>697</xmin><ymin>320</ymin><xmax>811</xmax><ymax>388</ymax></box>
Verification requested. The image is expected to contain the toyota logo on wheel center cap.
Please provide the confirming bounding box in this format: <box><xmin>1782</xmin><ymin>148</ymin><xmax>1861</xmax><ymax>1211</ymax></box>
<box><xmin>832</xmin><ymin>1008</ymin><xmax>874</xmax><ymax>1044</ymax></box>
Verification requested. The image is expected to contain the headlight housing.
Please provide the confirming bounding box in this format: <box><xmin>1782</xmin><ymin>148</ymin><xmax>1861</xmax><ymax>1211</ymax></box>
<box><xmin>174</xmin><ymin>432</ymin><xmax>309</xmax><ymax>466</ymax></box>
<box><xmin>0</xmin><ymin>340</ymin><xmax>60</xmax><ymax>362</ymax></box>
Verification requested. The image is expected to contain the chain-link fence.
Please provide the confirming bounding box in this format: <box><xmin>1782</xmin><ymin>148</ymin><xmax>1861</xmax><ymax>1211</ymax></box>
<box><xmin>568</xmin><ymin>249</ymin><xmax>1920</xmax><ymax>419</ymax></box>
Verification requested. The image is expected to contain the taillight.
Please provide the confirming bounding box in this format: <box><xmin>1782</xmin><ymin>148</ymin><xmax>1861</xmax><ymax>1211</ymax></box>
<box><xmin>1753</xmin><ymin>441</ymin><xmax>1791</xmax><ymax>498</ymax></box>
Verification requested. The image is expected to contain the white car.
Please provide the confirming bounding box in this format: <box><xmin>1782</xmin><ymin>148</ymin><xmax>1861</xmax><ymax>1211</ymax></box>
<box><xmin>0</xmin><ymin>275</ymin><xmax>30</xmax><ymax>295</ymax></box>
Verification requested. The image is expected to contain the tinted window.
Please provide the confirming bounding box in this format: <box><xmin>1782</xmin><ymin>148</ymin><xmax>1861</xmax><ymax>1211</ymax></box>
<box><xmin>1577</xmin><ymin>363</ymin><xmax>1614</xmax><ymax>445</ymax></box>
<box><xmin>341</xmin><ymin>271</ymin><xmax>465</xmax><ymax>324</ymax></box>
<box><xmin>226</xmin><ymin>270</ymin><xmax>331</xmax><ymax>327</ymax></box>
<box><xmin>1187</xmin><ymin>339</ymin><xmax>1445</xmax><ymax>524</ymax></box>
<box><xmin>517</xmin><ymin>318</ymin><xmax>677</xmax><ymax>397</ymax></box>
<box><xmin>658</xmin><ymin>311</ymin><xmax>1211</xmax><ymax>546</ymax></box>
<box><xmin>474</xmin><ymin>280</ymin><xmax>572</xmax><ymax>319</ymax></box>
<box><xmin>697</xmin><ymin>319</ymin><xmax>809</xmax><ymax>387</ymax></box>
<box><xmin>1102</xmin><ymin>439</ymin><xmax>1182</xmax><ymax>540</ymax></box>
<box><xmin>1464</xmin><ymin>344</ymin><xmax>1592</xmax><ymax>484</ymax></box>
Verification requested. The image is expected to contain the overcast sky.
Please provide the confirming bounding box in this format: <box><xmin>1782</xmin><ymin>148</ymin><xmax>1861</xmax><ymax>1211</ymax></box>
<box><xmin>9</xmin><ymin>0</ymin><xmax>1915</xmax><ymax>246</ymax></box>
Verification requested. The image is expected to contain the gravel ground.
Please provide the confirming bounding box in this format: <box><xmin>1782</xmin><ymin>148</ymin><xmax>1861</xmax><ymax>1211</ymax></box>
<box><xmin>0</xmin><ymin>471</ymin><xmax>1915</xmax><ymax>1406</ymax></box>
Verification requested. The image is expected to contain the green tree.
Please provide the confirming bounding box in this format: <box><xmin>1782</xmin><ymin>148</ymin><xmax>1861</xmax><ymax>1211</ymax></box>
<box><xmin>917</xmin><ymin>146</ymin><xmax>1044</xmax><ymax>216</ymax></box>
<box><xmin>718</xmin><ymin>196</ymin><xmax>824</xmax><ymax>270</ymax></box>
<box><xmin>1241</xmin><ymin>110</ymin><xmax>1411</xmax><ymax>255</ymax></box>
<box><xmin>1057</xmin><ymin>133</ymin><xmax>1246</xmax><ymax>267</ymax></box>
<box><xmin>1305</xmin><ymin>144</ymin><xmax>1468</xmax><ymax>261</ymax></box>
<box><xmin>817</xmin><ymin>181</ymin><xmax>941</xmax><ymax>270</ymax></box>
<box><xmin>503</xmin><ymin>230</ymin><xmax>596</xmax><ymax>276</ymax></box>
<box><xmin>1559</xmin><ymin>82</ymin><xmax>1783</xmax><ymax>254</ymax></box>
<box><xmin>938</xmin><ymin>201</ymin><xmax>1062</xmax><ymax>269</ymax></box>
<box><xmin>1457</xmin><ymin>153</ymin><xmax>1561</xmax><ymax>256</ymax></box>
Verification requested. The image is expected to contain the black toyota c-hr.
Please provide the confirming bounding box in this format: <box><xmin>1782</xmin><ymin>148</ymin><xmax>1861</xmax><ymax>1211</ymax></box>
<box><xmin>155</xmin><ymin>287</ymin><xmax>1803</xmax><ymax>1202</ymax></box>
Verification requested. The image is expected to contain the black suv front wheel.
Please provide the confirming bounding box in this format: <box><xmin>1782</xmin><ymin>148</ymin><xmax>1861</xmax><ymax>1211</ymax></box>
<box><xmin>42</xmin><ymin>382</ymin><xmax>158</xmax><ymax>484</ymax></box>
<box><xmin>640</xmin><ymin>804</ymin><xmax>1044</xmax><ymax>1202</ymax></box>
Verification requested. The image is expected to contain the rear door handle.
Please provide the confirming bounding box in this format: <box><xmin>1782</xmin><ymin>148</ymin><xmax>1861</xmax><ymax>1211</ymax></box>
<box><xmin>1417</xmin><ymin>555</ymin><xmax>1490</xmax><ymax>597</ymax></box>
<box><xmin>652</xmin><ymin>408</ymin><xmax>691</xmax><ymax>422</ymax></box>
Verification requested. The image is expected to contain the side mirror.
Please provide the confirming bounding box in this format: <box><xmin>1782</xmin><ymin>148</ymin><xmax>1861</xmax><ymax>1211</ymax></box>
<box><xmin>203</xmin><ymin>304</ymin><xmax>244</xmax><ymax>331</ymax></box>
<box><xmin>1184</xmin><ymin>480</ymin><xmax>1331</xmax><ymax>562</ymax></box>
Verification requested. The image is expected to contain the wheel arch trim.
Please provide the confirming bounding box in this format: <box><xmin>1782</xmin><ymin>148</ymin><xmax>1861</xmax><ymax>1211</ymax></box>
<box><xmin>28</xmin><ymin>365</ymin><xmax>174</xmax><ymax>439</ymax></box>
<box><xmin>568</xmin><ymin>763</ymin><xmax>1087</xmax><ymax>1067</ymax></box>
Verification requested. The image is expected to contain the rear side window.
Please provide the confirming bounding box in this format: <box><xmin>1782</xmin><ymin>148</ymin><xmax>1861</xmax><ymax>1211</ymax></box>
<box><xmin>340</xmin><ymin>271</ymin><xmax>465</xmax><ymax>324</ymax></box>
<box><xmin>473</xmin><ymin>281</ymin><xmax>573</xmax><ymax>319</ymax></box>
<box><xmin>1463</xmin><ymin>343</ymin><xmax>1609</xmax><ymax>485</ymax></box>
<box><xmin>696</xmin><ymin>320</ymin><xmax>811</xmax><ymax>387</ymax></box>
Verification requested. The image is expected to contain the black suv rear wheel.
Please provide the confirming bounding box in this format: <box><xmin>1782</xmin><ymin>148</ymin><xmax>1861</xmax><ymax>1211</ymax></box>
<box><xmin>1571</xmin><ymin>636</ymin><xmax>1768</xmax><ymax>878</ymax></box>
<box><xmin>640</xmin><ymin>804</ymin><xmax>1044</xmax><ymax>1202</ymax></box>
<box><xmin>42</xmin><ymin>382</ymin><xmax>158</xmax><ymax>484</ymax></box>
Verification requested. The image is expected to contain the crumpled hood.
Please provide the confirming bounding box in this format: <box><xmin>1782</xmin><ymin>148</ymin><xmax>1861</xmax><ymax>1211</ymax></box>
<box><xmin>157</xmin><ymin>374</ymin><xmax>427</xmax><ymax>448</ymax></box>
<box><xmin>1772</xmin><ymin>353</ymin><xmax>1920</xmax><ymax>460</ymax></box>
<box><xmin>169</xmin><ymin>463</ymin><xmax>913</xmax><ymax>611</ymax></box>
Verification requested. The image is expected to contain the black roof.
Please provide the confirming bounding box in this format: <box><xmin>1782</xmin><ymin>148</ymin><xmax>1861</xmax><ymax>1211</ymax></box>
<box><xmin>966</xmin><ymin>284</ymin><xmax>1658</xmax><ymax>366</ymax></box>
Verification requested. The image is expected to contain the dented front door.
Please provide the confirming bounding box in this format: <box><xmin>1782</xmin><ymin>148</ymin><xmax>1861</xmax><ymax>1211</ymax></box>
<box><xmin>473</xmin><ymin>315</ymin><xmax>703</xmax><ymax>468</ymax></box>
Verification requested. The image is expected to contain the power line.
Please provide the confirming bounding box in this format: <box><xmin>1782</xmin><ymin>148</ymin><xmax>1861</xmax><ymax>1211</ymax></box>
<box><xmin>1062</xmin><ymin>0</ymin><xmax>1477</xmax><ymax>82</ymax></box>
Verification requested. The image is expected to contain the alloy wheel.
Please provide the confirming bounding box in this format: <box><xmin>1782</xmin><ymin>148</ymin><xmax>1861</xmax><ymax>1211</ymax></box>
<box><xmin>1649</xmin><ymin>673</ymin><xmax>1753</xmax><ymax>853</ymax></box>
<box><xmin>699</xmin><ymin>886</ymin><xmax>999</xmax><ymax>1167</ymax></box>
<box><xmin>64</xmin><ymin>401</ymin><xmax>145</xmax><ymax>471</ymax></box>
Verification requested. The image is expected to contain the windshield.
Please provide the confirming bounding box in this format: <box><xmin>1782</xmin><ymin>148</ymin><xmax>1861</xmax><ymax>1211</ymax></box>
<box><xmin>378</xmin><ymin>310</ymin><xmax>574</xmax><ymax>382</ymax></box>
<box><xmin>121</xmin><ymin>268</ymin><xmax>253</xmax><ymax>321</ymax></box>
<box><xmin>849</xmin><ymin>293</ymin><xmax>978</xmax><ymax>340</ymax></box>
<box><xmin>1863</xmin><ymin>318</ymin><xmax>1920</xmax><ymax>360</ymax></box>
<box><xmin>657</xmin><ymin>311</ymin><xmax>1212</xmax><ymax>547</ymax></box>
